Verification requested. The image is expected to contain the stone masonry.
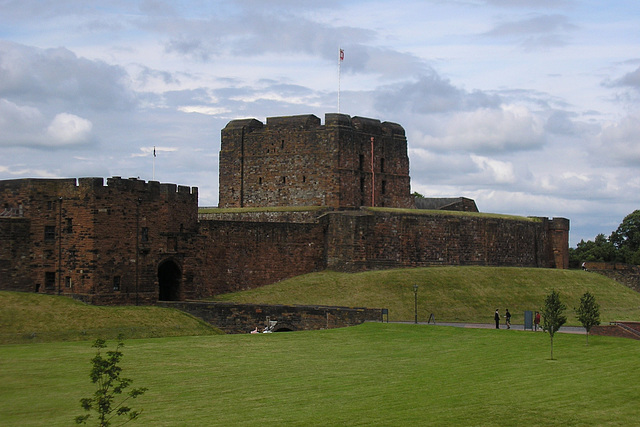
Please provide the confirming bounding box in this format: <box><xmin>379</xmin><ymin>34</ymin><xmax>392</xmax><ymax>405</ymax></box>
<box><xmin>0</xmin><ymin>113</ymin><xmax>570</xmax><ymax>306</ymax></box>
<box><xmin>0</xmin><ymin>177</ymin><xmax>199</xmax><ymax>304</ymax></box>
<box><xmin>219</xmin><ymin>114</ymin><xmax>413</xmax><ymax>209</ymax></box>
<box><xmin>158</xmin><ymin>301</ymin><xmax>385</xmax><ymax>334</ymax></box>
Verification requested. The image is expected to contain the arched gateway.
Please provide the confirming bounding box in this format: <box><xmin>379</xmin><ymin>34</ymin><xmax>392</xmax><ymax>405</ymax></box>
<box><xmin>158</xmin><ymin>259</ymin><xmax>181</xmax><ymax>301</ymax></box>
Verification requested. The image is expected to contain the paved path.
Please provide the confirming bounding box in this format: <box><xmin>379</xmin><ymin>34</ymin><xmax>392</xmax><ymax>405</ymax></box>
<box><xmin>395</xmin><ymin>321</ymin><xmax>586</xmax><ymax>334</ymax></box>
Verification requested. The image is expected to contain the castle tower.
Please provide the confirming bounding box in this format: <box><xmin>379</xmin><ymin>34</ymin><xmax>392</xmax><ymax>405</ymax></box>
<box><xmin>219</xmin><ymin>113</ymin><xmax>414</xmax><ymax>209</ymax></box>
<box><xmin>0</xmin><ymin>177</ymin><xmax>199</xmax><ymax>304</ymax></box>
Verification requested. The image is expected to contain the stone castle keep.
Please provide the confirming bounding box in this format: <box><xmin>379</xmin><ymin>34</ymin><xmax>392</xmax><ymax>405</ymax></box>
<box><xmin>0</xmin><ymin>113</ymin><xmax>570</xmax><ymax>305</ymax></box>
<box><xmin>219</xmin><ymin>114</ymin><xmax>413</xmax><ymax>209</ymax></box>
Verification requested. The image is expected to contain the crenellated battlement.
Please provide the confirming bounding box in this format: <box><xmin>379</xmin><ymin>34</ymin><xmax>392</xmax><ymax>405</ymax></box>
<box><xmin>102</xmin><ymin>176</ymin><xmax>197</xmax><ymax>197</ymax></box>
<box><xmin>219</xmin><ymin>113</ymin><xmax>412</xmax><ymax>209</ymax></box>
<box><xmin>223</xmin><ymin>113</ymin><xmax>405</xmax><ymax>136</ymax></box>
<box><xmin>0</xmin><ymin>176</ymin><xmax>197</xmax><ymax>203</ymax></box>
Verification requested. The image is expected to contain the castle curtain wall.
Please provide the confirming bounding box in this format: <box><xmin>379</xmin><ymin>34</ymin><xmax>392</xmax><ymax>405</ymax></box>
<box><xmin>190</xmin><ymin>209</ymin><xmax>568</xmax><ymax>298</ymax></box>
<box><xmin>196</xmin><ymin>219</ymin><xmax>327</xmax><ymax>296</ymax></box>
<box><xmin>1</xmin><ymin>180</ymin><xmax>570</xmax><ymax>303</ymax></box>
<box><xmin>322</xmin><ymin>210</ymin><xmax>566</xmax><ymax>271</ymax></box>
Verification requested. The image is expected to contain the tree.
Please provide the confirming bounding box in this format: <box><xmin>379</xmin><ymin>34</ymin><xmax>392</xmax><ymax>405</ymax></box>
<box><xmin>569</xmin><ymin>210</ymin><xmax>640</xmax><ymax>268</ymax></box>
<box><xmin>76</xmin><ymin>335</ymin><xmax>147</xmax><ymax>426</ymax></box>
<box><xmin>610</xmin><ymin>210</ymin><xmax>640</xmax><ymax>265</ymax></box>
<box><xmin>575</xmin><ymin>291</ymin><xmax>601</xmax><ymax>345</ymax></box>
<box><xmin>542</xmin><ymin>290</ymin><xmax>567</xmax><ymax>360</ymax></box>
<box><xmin>569</xmin><ymin>234</ymin><xmax>616</xmax><ymax>267</ymax></box>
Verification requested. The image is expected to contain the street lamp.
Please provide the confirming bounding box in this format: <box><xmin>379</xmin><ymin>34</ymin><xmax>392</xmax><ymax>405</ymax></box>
<box><xmin>413</xmin><ymin>284</ymin><xmax>419</xmax><ymax>324</ymax></box>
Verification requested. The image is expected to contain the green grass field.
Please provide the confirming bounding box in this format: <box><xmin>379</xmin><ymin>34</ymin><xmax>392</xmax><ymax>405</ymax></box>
<box><xmin>211</xmin><ymin>267</ymin><xmax>640</xmax><ymax>324</ymax></box>
<box><xmin>2</xmin><ymin>266</ymin><xmax>640</xmax><ymax>425</ymax></box>
<box><xmin>0</xmin><ymin>291</ymin><xmax>222</xmax><ymax>344</ymax></box>
<box><xmin>1</xmin><ymin>323</ymin><xmax>639</xmax><ymax>426</ymax></box>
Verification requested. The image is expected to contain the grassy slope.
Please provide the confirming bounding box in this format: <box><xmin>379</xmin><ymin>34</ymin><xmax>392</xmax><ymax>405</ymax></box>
<box><xmin>0</xmin><ymin>291</ymin><xmax>222</xmax><ymax>344</ymax></box>
<box><xmin>198</xmin><ymin>205</ymin><xmax>541</xmax><ymax>222</ymax></box>
<box><xmin>1</xmin><ymin>323</ymin><xmax>639</xmax><ymax>426</ymax></box>
<box><xmin>212</xmin><ymin>266</ymin><xmax>640</xmax><ymax>324</ymax></box>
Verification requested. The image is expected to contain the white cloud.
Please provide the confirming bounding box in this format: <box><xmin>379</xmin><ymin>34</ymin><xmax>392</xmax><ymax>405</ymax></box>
<box><xmin>0</xmin><ymin>164</ymin><xmax>58</xmax><ymax>177</ymax></box>
<box><xmin>483</xmin><ymin>14</ymin><xmax>577</xmax><ymax>50</ymax></box>
<box><xmin>0</xmin><ymin>41</ymin><xmax>134</xmax><ymax>111</ymax></box>
<box><xmin>46</xmin><ymin>113</ymin><xmax>93</xmax><ymax>145</ymax></box>
<box><xmin>608</xmin><ymin>66</ymin><xmax>640</xmax><ymax>90</ymax></box>
<box><xmin>413</xmin><ymin>105</ymin><xmax>545</xmax><ymax>153</ymax></box>
<box><xmin>0</xmin><ymin>98</ymin><xmax>43</xmax><ymax>142</ymax></box>
<box><xmin>470</xmin><ymin>155</ymin><xmax>516</xmax><ymax>184</ymax></box>
<box><xmin>597</xmin><ymin>115</ymin><xmax>640</xmax><ymax>165</ymax></box>
<box><xmin>178</xmin><ymin>106</ymin><xmax>230</xmax><ymax>115</ymax></box>
<box><xmin>0</xmin><ymin>100</ymin><xmax>93</xmax><ymax>147</ymax></box>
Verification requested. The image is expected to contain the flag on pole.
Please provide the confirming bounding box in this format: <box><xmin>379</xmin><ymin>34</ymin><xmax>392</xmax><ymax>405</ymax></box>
<box><xmin>338</xmin><ymin>48</ymin><xmax>344</xmax><ymax>113</ymax></box>
<box><xmin>153</xmin><ymin>146</ymin><xmax>156</xmax><ymax>157</ymax></box>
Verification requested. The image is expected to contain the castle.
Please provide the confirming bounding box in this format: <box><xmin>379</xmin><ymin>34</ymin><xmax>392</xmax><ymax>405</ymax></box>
<box><xmin>219</xmin><ymin>114</ymin><xmax>413</xmax><ymax>209</ymax></box>
<box><xmin>0</xmin><ymin>113</ymin><xmax>569</xmax><ymax>305</ymax></box>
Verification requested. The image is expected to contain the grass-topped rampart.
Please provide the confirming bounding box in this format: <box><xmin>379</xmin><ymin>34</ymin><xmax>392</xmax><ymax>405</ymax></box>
<box><xmin>0</xmin><ymin>292</ymin><xmax>222</xmax><ymax>344</ymax></box>
<box><xmin>199</xmin><ymin>205</ymin><xmax>542</xmax><ymax>223</ymax></box>
<box><xmin>364</xmin><ymin>206</ymin><xmax>543</xmax><ymax>222</ymax></box>
<box><xmin>211</xmin><ymin>266</ymin><xmax>640</xmax><ymax>324</ymax></box>
<box><xmin>4</xmin><ymin>267</ymin><xmax>640</xmax><ymax>344</ymax></box>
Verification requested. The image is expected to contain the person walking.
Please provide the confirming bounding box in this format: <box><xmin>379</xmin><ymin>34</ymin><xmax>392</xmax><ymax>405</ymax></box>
<box><xmin>505</xmin><ymin>309</ymin><xmax>511</xmax><ymax>329</ymax></box>
<box><xmin>534</xmin><ymin>311</ymin><xmax>541</xmax><ymax>331</ymax></box>
<box><xmin>494</xmin><ymin>309</ymin><xmax>500</xmax><ymax>329</ymax></box>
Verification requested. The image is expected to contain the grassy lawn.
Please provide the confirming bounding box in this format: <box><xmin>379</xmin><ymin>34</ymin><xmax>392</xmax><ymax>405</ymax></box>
<box><xmin>211</xmin><ymin>267</ymin><xmax>640</xmax><ymax>325</ymax></box>
<box><xmin>365</xmin><ymin>206</ymin><xmax>542</xmax><ymax>222</ymax></box>
<box><xmin>1</xmin><ymin>323</ymin><xmax>639</xmax><ymax>426</ymax></box>
<box><xmin>0</xmin><ymin>291</ymin><xmax>222</xmax><ymax>344</ymax></box>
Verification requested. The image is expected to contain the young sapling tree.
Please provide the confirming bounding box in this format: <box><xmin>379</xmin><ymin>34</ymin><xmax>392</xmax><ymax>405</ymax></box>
<box><xmin>575</xmin><ymin>291</ymin><xmax>601</xmax><ymax>345</ymax></box>
<box><xmin>75</xmin><ymin>334</ymin><xmax>147</xmax><ymax>426</ymax></box>
<box><xmin>542</xmin><ymin>290</ymin><xmax>567</xmax><ymax>360</ymax></box>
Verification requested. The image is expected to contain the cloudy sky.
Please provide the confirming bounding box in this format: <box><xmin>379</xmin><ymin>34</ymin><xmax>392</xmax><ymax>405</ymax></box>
<box><xmin>1</xmin><ymin>0</ymin><xmax>639</xmax><ymax>246</ymax></box>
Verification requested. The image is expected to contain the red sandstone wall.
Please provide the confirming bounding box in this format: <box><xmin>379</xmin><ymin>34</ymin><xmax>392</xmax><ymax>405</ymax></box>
<box><xmin>549</xmin><ymin>217</ymin><xmax>570</xmax><ymax>269</ymax></box>
<box><xmin>192</xmin><ymin>209</ymin><xmax>566</xmax><ymax>299</ymax></box>
<box><xmin>0</xmin><ymin>218</ymin><xmax>31</xmax><ymax>291</ymax></box>
<box><xmin>591</xmin><ymin>323</ymin><xmax>640</xmax><ymax>340</ymax></box>
<box><xmin>219</xmin><ymin>114</ymin><xmax>413</xmax><ymax>209</ymax></box>
<box><xmin>0</xmin><ymin>177</ymin><xmax>199</xmax><ymax>305</ymax></box>
<box><xmin>323</xmin><ymin>210</ymin><xmax>557</xmax><ymax>271</ymax></box>
<box><xmin>582</xmin><ymin>262</ymin><xmax>640</xmax><ymax>292</ymax></box>
<box><xmin>196</xmin><ymin>219</ymin><xmax>327</xmax><ymax>296</ymax></box>
<box><xmin>1</xmin><ymin>176</ymin><xmax>569</xmax><ymax>305</ymax></box>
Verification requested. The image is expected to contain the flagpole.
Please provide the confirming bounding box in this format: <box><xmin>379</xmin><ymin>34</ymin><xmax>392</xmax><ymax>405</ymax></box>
<box><xmin>338</xmin><ymin>47</ymin><xmax>343</xmax><ymax>113</ymax></box>
<box><xmin>152</xmin><ymin>146</ymin><xmax>156</xmax><ymax>181</ymax></box>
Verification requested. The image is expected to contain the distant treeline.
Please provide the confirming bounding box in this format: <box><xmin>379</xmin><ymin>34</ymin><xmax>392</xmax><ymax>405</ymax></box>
<box><xmin>570</xmin><ymin>210</ymin><xmax>640</xmax><ymax>268</ymax></box>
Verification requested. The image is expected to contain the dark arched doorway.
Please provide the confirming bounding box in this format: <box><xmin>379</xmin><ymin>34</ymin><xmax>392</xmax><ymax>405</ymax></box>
<box><xmin>158</xmin><ymin>260</ymin><xmax>181</xmax><ymax>301</ymax></box>
<box><xmin>272</xmin><ymin>323</ymin><xmax>295</xmax><ymax>332</ymax></box>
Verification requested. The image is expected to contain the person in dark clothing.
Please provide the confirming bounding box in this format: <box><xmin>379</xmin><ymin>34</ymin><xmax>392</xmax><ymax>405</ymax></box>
<box><xmin>494</xmin><ymin>309</ymin><xmax>500</xmax><ymax>329</ymax></box>
<box><xmin>505</xmin><ymin>309</ymin><xmax>511</xmax><ymax>329</ymax></box>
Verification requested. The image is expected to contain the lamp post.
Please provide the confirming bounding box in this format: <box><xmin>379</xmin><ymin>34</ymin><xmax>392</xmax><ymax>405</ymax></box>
<box><xmin>413</xmin><ymin>284</ymin><xmax>418</xmax><ymax>324</ymax></box>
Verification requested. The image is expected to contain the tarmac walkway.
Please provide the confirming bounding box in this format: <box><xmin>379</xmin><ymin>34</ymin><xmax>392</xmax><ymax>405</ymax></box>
<box><xmin>395</xmin><ymin>321</ymin><xmax>586</xmax><ymax>334</ymax></box>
